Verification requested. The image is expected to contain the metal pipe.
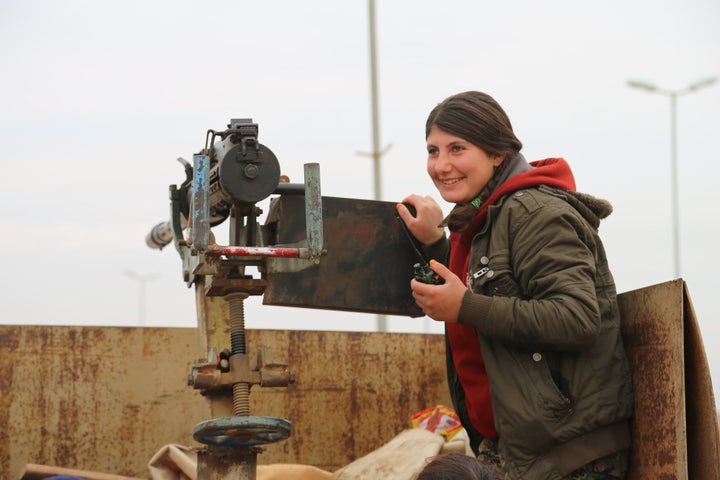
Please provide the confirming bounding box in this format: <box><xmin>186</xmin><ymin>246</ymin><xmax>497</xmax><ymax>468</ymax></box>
<box><xmin>304</xmin><ymin>163</ymin><xmax>323</xmax><ymax>261</ymax></box>
<box><xmin>197</xmin><ymin>446</ymin><xmax>259</xmax><ymax>480</ymax></box>
<box><xmin>206</xmin><ymin>245</ymin><xmax>313</xmax><ymax>258</ymax></box>
<box><xmin>368</xmin><ymin>0</ymin><xmax>387</xmax><ymax>332</ymax></box>
<box><xmin>669</xmin><ymin>93</ymin><xmax>680</xmax><ymax>279</ymax></box>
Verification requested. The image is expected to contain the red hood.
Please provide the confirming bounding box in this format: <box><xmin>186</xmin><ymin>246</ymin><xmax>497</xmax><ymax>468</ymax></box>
<box><xmin>457</xmin><ymin>157</ymin><xmax>576</xmax><ymax>245</ymax></box>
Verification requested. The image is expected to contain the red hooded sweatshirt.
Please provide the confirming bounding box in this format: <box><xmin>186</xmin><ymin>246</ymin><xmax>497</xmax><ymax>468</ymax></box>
<box><xmin>446</xmin><ymin>158</ymin><xmax>576</xmax><ymax>439</ymax></box>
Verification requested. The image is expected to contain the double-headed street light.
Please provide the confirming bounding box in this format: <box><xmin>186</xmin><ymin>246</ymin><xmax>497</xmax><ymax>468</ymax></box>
<box><xmin>124</xmin><ymin>269</ymin><xmax>159</xmax><ymax>326</ymax></box>
<box><xmin>627</xmin><ymin>76</ymin><xmax>718</xmax><ymax>279</ymax></box>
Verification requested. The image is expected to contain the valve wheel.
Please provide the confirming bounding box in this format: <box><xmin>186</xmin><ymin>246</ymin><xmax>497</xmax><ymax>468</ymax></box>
<box><xmin>193</xmin><ymin>416</ymin><xmax>292</xmax><ymax>447</ymax></box>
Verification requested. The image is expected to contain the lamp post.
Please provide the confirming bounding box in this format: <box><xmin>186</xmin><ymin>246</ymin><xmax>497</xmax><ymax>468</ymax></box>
<box><xmin>124</xmin><ymin>269</ymin><xmax>158</xmax><ymax>326</ymax></box>
<box><xmin>364</xmin><ymin>0</ymin><xmax>392</xmax><ymax>332</ymax></box>
<box><xmin>627</xmin><ymin>76</ymin><xmax>718</xmax><ymax>279</ymax></box>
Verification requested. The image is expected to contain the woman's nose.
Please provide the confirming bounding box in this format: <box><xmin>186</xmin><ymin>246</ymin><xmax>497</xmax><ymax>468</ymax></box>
<box><xmin>433</xmin><ymin>152</ymin><xmax>451</xmax><ymax>173</ymax></box>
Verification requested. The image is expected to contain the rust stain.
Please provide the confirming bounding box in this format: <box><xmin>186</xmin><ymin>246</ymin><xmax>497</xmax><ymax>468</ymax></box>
<box><xmin>621</xmin><ymin>280</ymin><xmax>689</xmax><ymax>479</ymax></box>
<box><xmin>0</xmin><ymin>328</ymin><xmax>17</xmax><ymax>475</ymax></box>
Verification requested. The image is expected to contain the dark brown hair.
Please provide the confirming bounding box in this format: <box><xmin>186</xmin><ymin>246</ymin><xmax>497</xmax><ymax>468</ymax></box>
<box><xmin>416</xmin><ymin>452</ymin><xmax>502</xmax><ymax>480</ymax></box>
<box><xmin>425</xmin><ymin>91</ymin><xmax>522</xmax><ymax>158</ymax></box>
<box><xmin>427</xmin><ymin>91</ymin><xmax>523</xmax><ymax>232</ymax></box>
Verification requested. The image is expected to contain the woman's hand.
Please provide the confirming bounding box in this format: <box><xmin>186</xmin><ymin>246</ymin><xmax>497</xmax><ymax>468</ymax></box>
<box><xmin>411</xmin><ymin>260</ymin><xmax>466</xmax><ymax>323</ymax></box>
<box><xmin>397</xmin><ymin>194</ymin><xmax>445</xmax><ymax>245</ymax></box>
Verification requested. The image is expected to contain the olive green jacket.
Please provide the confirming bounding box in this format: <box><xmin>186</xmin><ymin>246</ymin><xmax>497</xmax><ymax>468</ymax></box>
<box><xmin>427</xmin><ymin>185</ymin><xmax>634</xmax><ymax>479</ymax></box>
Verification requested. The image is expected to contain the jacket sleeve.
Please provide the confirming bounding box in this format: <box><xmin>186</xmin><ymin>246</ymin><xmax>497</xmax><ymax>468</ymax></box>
<box><xmin>421</xmin><ymin>234</ymin><xmax>449</xmax><ymax>263</ymax></box>
<box><xmin>458</xmin><ymin>197</ymin><xmax>602</xmax><ymax>352</ymax></box>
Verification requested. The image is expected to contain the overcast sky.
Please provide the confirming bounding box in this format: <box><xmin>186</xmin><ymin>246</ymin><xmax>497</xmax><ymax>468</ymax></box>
<box><xmin>1</xmin><ymin>0</ymin><xmax>719</xmax><ymax>398</ymax></box>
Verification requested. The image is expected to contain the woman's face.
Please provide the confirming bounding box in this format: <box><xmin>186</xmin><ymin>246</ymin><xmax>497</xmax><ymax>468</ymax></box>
<box><xmin>426</xmin><ymin>126</ymin><xmax>503</xmax><ymax>204</ymax></box>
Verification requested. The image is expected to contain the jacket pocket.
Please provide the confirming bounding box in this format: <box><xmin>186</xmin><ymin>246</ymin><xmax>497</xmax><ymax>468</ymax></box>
<box><xmin>486</xmin><ymin>346</ymin><xmax>575</xmax><ymax>453</ymax></box>
<box><xmin>512</xmin><ymin>349</ymin><xmax>574</xmax><ymax>420</ymax></box>
<box><xmin>469</xmin><ymin>251</ymin><xmax>522</xmax><ymax>297</ymax></box>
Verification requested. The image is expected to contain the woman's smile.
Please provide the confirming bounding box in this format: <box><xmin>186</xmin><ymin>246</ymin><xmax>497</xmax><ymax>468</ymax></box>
<box><xmin>426</xmin><ymin>127</ymin><xmax>502</xmax><ymax>204</ymax></box>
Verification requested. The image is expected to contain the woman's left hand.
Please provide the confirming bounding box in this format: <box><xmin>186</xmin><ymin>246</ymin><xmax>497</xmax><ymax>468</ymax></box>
<box><xmin>411</xmin><ymin>260</ymin><xmax>467</xmax><ymax>323</ymax></box>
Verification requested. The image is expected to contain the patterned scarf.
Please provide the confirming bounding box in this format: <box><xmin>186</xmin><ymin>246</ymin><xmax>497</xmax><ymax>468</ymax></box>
<box><xmin>444</xmin><ymin>152</ymin><xmax>532</xmax><ymax>232</ymax></box>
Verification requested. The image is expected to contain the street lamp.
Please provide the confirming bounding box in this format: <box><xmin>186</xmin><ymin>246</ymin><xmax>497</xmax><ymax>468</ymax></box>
<box><xmin>124</xmin><ymin>269</ymin><xmax>159</xmax><ymax>326</ymax></box>
<box><xmin>364</xmin><ymin>0</ymin><xmax>392</xmax><ymax>333</ymax></box>
<box><xmin>627</xmin><ymin>76</ymin><xmax>718</xmax><ymax>279</ymax></box>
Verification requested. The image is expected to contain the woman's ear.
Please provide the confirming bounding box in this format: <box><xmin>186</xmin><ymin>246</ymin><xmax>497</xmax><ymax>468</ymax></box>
<box><xmin>492</xmin><ymin>154</ymin><xmax>505</xmax><ymax>168</ymax></box>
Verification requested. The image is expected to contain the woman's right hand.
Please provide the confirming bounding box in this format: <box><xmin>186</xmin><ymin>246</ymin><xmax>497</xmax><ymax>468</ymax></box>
<box><xmin>397</xmin><ymin>194</ymin><xmax>445</xmax><ymax>245</ymax></box>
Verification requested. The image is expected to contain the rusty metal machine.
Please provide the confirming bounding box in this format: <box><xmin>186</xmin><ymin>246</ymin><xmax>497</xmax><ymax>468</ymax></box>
<box><xmin>147</xmin><ymin>118</ymin><xmax>325</xmax><ymax>479</ymax></box>
<box><xmin>147</xmin><ymin>118</ymin><xmax>426</xmax><ymax>479</ymax></box>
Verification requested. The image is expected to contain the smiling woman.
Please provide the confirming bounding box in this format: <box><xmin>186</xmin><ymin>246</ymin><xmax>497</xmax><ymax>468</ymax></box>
<box><xmin>426</xmin><ymin>128</ymin><xmax>504</xmax><ymax>205</ymax></box>
<box><xmin>396</xmin><ymin>91</ymin><xmax>635</xmax><ymax>479</ymax></box>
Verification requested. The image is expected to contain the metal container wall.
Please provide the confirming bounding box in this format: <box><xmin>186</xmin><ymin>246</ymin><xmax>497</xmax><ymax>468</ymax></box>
<box><xmin>3</xmin><ymin>280</ymin><xmax>719</xmax><ymax>479</ymax></box>
<box><xmin>1</xmin><ymin>326</ymin><xmax>449</xmax><ymax>478</ymax></box>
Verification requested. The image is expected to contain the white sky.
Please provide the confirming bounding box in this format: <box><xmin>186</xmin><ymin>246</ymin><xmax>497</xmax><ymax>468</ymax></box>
<box><xmin>1</xmin><ymin>0</ymin><xmax>719</xmax><ymax>397</ymax></box>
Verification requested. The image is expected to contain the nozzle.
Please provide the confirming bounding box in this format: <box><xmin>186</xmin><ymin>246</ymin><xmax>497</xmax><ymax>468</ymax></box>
<box><xmin>146</xmin><ymin>221</ymin><xmax>174</xmax><ymax>250</ymax></box>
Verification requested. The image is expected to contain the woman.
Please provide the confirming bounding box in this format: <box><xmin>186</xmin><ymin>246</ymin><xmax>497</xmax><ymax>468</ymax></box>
<box><xmin>396</xmin><ymin>91</ymin><xmax>634</xmax><ymax>479</ymax></box>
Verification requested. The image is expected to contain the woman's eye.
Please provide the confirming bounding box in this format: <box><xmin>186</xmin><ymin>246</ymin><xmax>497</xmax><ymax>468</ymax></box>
<box><xmin>427</xmin><ymin>148</ymin><xmax>438</xmax><ymax>155</ymax></box>
<box><xmin>451</xmin><ymin>145</ymin><xmax>464</xmax><ymax>152</ymax></box>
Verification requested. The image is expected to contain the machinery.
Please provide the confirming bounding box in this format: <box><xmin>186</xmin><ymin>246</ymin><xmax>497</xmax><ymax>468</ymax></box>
<box><xmin>147</xmin><ymin>118</ymin><xmax>324</xmax><ymax>479</ymax></box>
<box><xmin>147</xmin><ymin>117</ymin><xmax>429</xmax><ymax>479</ymax></box>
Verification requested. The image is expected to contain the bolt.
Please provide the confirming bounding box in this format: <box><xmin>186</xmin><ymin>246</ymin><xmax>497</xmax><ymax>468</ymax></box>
<box><xmin>244</xmin><ymin>163</ymin><xmax>259</xmax><ymax>179</ymax></box>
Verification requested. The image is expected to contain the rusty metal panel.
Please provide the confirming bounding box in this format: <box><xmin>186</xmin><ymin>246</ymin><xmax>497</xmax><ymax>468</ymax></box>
<box><xmin>0</xmin><ymin>326</ymin><xmax>204</xmax><ymax>478</ymax></box>
<box><xmin>245</xmin><ymin>329</ymin><xmax>450</xmax><ymax>471</ymax></box>
<box><xmin>263</xmin><ymin>196</ymin><xmax>424</xmax><ymax>317</ymax></box>
<box><xmin>1</xmin><ymin>325</ymin><xmax>449</xmax><ymax>478</ymax></box>
<box><xmin>619</xmin><ymin>280</ymin><xmax>687</xmax><ymax>479</ymax></box>
<box><xmin>681</xmin><ymin>282</ymin><xmax>720</xmax><ymax>480</ymax></box>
